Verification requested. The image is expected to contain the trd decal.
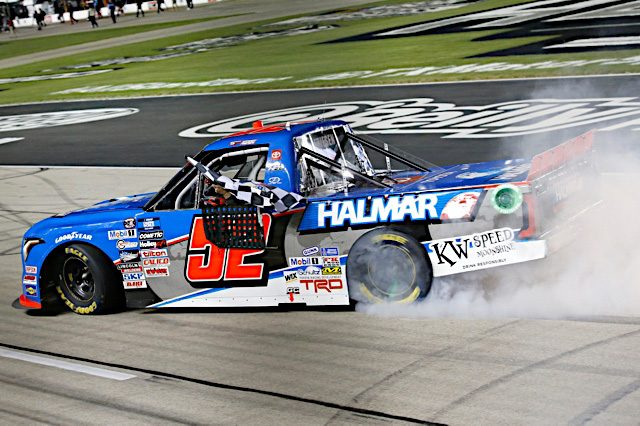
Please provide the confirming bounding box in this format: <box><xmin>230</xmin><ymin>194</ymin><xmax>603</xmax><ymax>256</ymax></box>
<box><xmin>185</xmin><ymin>215</ymin><xmax>272</xmax><ymax>287</ymax></box>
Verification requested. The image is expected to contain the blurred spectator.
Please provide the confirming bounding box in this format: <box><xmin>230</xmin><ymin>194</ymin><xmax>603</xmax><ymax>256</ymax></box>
<box><xmin>171</xmin><ymin>0</ymin><xmax>177</xmax><ymax>11</ymax></box>
<box><xmin>135</xmin><ymin>0</ymin><xmax>144</xmax><ymax>17</ymax></box>
<box><xmin>88</xmin><ymin>5</ymin><xmax>98</xmax><ymax>27</ymax></box>
<box><xmin>156</xmin><ymin>0</ymin><xmax>164</xmax><ymax>13</ymax></box>
<box><xmin>54</xmin><ymin>0</ymin><xmax>65</xmax><ymax>22</ymax></box>
<box><xmin>93</xmin><ymin>0</ymin><xmax>102</xmax><ymax>17</ymax></box>
<box><xmin>69</xmin><ymin>0</ymin><xmax>79</xmax><ymax>24</ymax></box>
<box><xmin>185</xmin><ymin>0</ymin><xmax>192</xmax><ymax>9</ymax></box>
<box><xmin>108</xmin><ymin>0</ymin><xmax>116</xmax><ymax>22</ymax></box>
<box><xmin>33</xmin><ymin>7</ymin><xmax>45</xmax><ymax>30</ymax></box>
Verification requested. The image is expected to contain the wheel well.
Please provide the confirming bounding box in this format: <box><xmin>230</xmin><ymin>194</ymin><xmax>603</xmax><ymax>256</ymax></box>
<box><xmin>40</xmin><ymin>242</ymin><xmax>122</xmax><ymax>301</ymax></box>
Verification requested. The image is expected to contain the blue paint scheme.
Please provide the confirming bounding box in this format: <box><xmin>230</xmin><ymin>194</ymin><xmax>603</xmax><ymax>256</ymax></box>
<box><xmin>19</xmin><ymin>119</ymin><xmax>532</xmax><ymax>308</ymax></box>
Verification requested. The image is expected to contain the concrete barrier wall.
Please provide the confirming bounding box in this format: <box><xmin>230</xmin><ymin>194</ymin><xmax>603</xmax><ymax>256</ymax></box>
<box><xmin>12</xmin><ymin>0</ymin><xmax>216</xmax><ymax>27</ymax></box>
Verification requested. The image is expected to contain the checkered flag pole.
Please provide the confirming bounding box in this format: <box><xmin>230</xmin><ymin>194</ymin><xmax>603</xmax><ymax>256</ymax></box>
<box><xmin>187</xmin><ymin>157</ymin><xmax>305</xmax><ymax>213</ymax></box>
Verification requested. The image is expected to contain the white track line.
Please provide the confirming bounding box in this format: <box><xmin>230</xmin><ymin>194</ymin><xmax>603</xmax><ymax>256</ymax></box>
<box><xmin>0</xmin><ymin>348</ymin><xmax>136</xmax><ymax>381</ymax></box>
<box><xmin>0</xmin><ymin>137</ymin><xmax>23</xmax><ymax>145</ymax></box>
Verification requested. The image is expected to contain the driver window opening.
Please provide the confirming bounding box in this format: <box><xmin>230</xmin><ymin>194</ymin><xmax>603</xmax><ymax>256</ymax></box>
<box><xmin>150</xmin><ymin>148</ymin><xmax>267</xmax><ymax>211</ymax></box>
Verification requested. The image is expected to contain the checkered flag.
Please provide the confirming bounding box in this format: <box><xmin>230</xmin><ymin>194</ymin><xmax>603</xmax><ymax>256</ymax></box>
<box><xmin>187</xmin><ymin>157</ymin><xmax>304</xmax><ymax>213</ymax></box>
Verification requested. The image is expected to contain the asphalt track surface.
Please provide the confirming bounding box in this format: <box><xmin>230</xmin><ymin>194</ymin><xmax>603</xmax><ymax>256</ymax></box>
<box><xmin>1</xmin><ymin>76</ymin><xmax>640</xmax><ymax>424</ymax></box>
<box><xmin>1</xmin><ymin>74</ymin><xmax>639</xmax><ymax>168</ymax></box>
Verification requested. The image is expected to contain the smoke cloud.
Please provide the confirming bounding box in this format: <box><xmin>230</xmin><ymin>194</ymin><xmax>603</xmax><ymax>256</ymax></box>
<box><xmin>359</xmin><ymin>81</ymin><xmax>640</xmax><ymax>320</ymax></box>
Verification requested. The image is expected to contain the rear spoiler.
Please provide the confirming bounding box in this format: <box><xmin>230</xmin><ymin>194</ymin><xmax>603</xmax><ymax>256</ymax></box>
<box><xmin>520</xmin><ymin>130</ymin><xmax>599</xmax><ymax>241</ymax></box>
<box><xmin>527</xmin><ymin>130</ymin><xmax>594</xmax><ymax>181</ymax></box>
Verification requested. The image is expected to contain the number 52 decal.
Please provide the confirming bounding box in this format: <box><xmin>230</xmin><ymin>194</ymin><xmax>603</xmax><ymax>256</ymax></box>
<box><xmin>185</xmin><ymin>215</ymin><xmax>272</xmax><ymax>287</ymax></box>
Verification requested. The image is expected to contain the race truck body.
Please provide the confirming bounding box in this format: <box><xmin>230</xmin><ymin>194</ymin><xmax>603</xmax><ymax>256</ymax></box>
<box><xmin>18</xmin><ymin>120</ymin><xmax>598</xmax><ymax>314</ymax></box>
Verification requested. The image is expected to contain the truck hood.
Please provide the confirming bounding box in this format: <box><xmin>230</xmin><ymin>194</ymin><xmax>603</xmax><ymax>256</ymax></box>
<box><xmin>62</xmin><ymin>193</ymin><xmax>155</xmax><ymax>216</ymax></box>
<box><xmin>24</xmin><ymin>193</ymin><xmax>155</xmax><ymax>239</ymax></box>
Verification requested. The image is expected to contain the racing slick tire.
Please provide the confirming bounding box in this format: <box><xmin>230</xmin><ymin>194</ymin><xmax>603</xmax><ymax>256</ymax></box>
<box><xmin>346</xmin><ymin>228</ymin><xmax>432</xmax><ymax>304</ymax></box>
<box><xmin>56</xmin><ymin>244</ymin><xmax>123</xmax><ymax>315</ymax></box>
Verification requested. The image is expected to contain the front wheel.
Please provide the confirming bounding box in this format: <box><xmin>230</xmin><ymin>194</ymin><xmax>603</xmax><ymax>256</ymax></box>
<box><xmin>346</xmin><ymin>228</ymin><xmax>432</xmax><ymax>303</ymax></box>
<box><xmin>57</xmin><ymin>244</ymin><xmax>123</xmax><ymax>314</ymax></box>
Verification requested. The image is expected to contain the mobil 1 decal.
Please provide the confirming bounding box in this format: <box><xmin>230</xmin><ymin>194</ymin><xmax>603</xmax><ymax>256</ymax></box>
<box><xmin>330</xmin><ymin>0</ymin><xmax>640</xmax><ymax>56</ymax></box>
<box><xmin>184</xmin><ymin>214</ymin><xmax>273</xmax><ymax>288</ymax></box>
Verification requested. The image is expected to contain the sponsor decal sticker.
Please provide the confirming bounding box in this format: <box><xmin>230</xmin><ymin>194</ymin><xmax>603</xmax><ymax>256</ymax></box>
<box><xmin>123</xmin><ymin>280</ymin><xmax>147</xmax><ymax>289</ymax></box>
<box><xmin>108</xmin><ymin>229</ymin><xmax>137</xmax><ymax>240</ymax></box>
<box><xmin>23</xmin><ymin>275</ymin><xmax>37</xmax><ymax>284</ymax></box>
<box><xmin>24</xmin><ymin>284</ymin><xmax>38</xmax><ymax>296</ymax></box>
<box><xmin>268</xmin><ymin>176</ymin><xmax>282</xmax><ymax>185</ymax></box>
<box><xmin>116</xmin><ymin>239</ymin><xmax>138</xmax><ymax>250</ymax></box>
<box><xmin>55</xmin><ymin>231</ymin><xmax>93</xmax><ymax>244</ymax></box>
<box><xmin>229</xmin><ymin>139</ymin><xmax>257</xmax><ymax>146</ymax></box>
<box><xmin>138</xmin><ymin>217</ymin><xmax>160</xmax><ymax>230</ymax></box>
<box><xmin>300</xmin><ymin>278</ymin><xmax>344</xmax><ymax>293</ymax></box>
<box><xmin>425</xmin><ymin>227</ymin><xmax>546</xmax><ymax>276</ymax></box>
<box><xmin>440</xmin><ymin>191</ymin><xmax>480</xmax><ymax>221</ymax></box>
<box><xmin>139</xmin><ymin>239</ymin><xmax>167</xmax><ymax>249</ymax></box>
<box><xmin>271</xmin><ymin>149</ymin><xmax>282</xmax><ymax>161</ymax></box>
<box><xmin>140</xmin><ymin>248</ymin><xmax>168</xmax><ymax>258</ymax></box>
<box><xmin>118</xmin><ymin>263</ymin><xmax>143</xmax><ymax>274</ymax></box>
<box><xmin>296</xmin><ymin>265</ymin><xmax>322</xmax><ymax>277</ymax></box>
<box><xmin>284</xmin><ymin>271</ymin><xmax>298</xmax><ymax>283</ymax></box>
<box><xmin>320</xmin><ymin>247</ymin><xmax>339</xmax><ymax>256</ymax></box>
<box><xmin>322</xmin><ymin>266</ymin><xmax>342</xmax><ymax>275</ymax></box>
<box><xmin>25</xmin><ymin>266</ymin><xmax>37</xmax><ymax>274</ymax></box>
<box><xmin>142</xmin><ymin>257</ymin><xmax>170</xmax><ymax>267</ymax></box>
<box><xmin>122</xmin><ymin>272</ymin><xmax>145</xmax><ymax>281</ymax></box>
<box><xmin>139</xmin><ymin>230</ymin><xmax>164</xmax><ymax>240</ymax></box>
<box><xmin>266</xmin><ymin>161</ymin><xmax>285</xmax><ymax>171</ymax></box>
<box><xmin>123</xmin><ymin>218</ymin><xmax>136</xmax><ymax>229</ymax></box>
<box><xmin>144</xmin><ymin>266</ymin><xmax>170</xmax><ymax>278</ymax></box>
<box><xmin>289</xmin><ymin>257</ymin><xmax>321</xmax><ymax>267</ymax></box>
<box><xmin>322</xmin><ymin>257</ymin><xmax>340</xmax><ymax>268</ymax></box>
<box><xmin>302</xmin><ymin>246</ymin><xmax>319</xmax><ymax>256</ymax></box>
<box><xmin>299</xmin><ymin>191</ymin><xmax>481</xmax><ymax>231</ymax></box>
<box><xmin>119</xmin><ymin>250</ymin><xmax>140</xmax><ymax>263</ymax></box>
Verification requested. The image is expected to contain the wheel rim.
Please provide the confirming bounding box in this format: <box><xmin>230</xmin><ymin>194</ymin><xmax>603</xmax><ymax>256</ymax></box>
<box><xmin>366</xmin><ymin>244</ymin><xmax>417</xmax><ymax>299</ymax></box>
<box><xmin>62</xmin><ymin>257</ymin><xmax>95</xmax><ymax>301</ymax></box>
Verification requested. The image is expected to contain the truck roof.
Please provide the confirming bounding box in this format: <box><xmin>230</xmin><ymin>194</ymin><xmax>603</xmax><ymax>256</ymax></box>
<box><xmin>202</xmin><ymin>120</ymin><xmax>348</xmax><ymax>151</ymax></box>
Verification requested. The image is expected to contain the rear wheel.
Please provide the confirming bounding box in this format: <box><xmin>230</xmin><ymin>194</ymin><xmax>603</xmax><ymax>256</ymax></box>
<box><xmin>346</xmin><ymin>228</ymin><xmax>432</xmax><ymax>303</ymax></box>
<box><xmin>57</xmin><ymin>244</ymin><xmax>123</xmax><ymax>314</ymax></box>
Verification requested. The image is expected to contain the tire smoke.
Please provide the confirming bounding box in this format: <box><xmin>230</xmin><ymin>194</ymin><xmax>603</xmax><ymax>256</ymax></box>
<box><xmin>359</xmin><ymin>83</ymin><xmax>640</xmax><ymax>319</ymax></box>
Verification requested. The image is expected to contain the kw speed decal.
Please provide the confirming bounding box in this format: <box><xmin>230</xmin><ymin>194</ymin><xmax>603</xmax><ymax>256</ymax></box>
<box><xmin>425</xmin><ymin>228</ymin><xmax>546</xmax><ymax>276</ymax></box>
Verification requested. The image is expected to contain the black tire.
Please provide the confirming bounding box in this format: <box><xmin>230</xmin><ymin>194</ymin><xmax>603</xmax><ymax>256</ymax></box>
<box><xmin>56</xmin><ymin>244</ymin><xmax>123</xmax><ymax>314</ymax></box>
<box><xmin>346</xmin><ymin>228</ymin><xmax>432</xmax><ymax>303</ymax></box>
